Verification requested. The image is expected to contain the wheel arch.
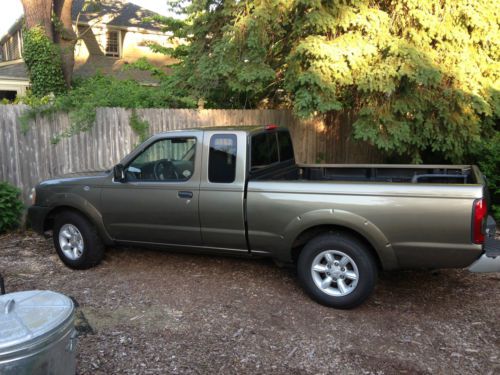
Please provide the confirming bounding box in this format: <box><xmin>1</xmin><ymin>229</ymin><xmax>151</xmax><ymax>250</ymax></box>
<box><xmin>43</xmin><ymin>204</ymin><xmax>113</xmax><ymax>245</ymax></box>
<box><xmin>284</xmin><ymin>209</ymin><xmax>399</xmax><ymax>270</ymax></box>
<box><xmin>291</xmin><ymin>224</ymin><xmax>383</xmax><ymax>269</ymax></box>
<box><xmin>43</xmin><ymin>205</ymin><xmax>85</xmax><ymax>231</ymax></box>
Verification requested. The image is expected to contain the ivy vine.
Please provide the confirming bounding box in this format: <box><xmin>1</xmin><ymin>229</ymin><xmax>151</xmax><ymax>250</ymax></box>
<box><xmin>22</xmin><ymin>26</ymin><xmax>66</xmax><ymax>97</ymax></box>
<box><xmin>129</xmin><ymin>109</ymin><xmax>150</xmax><ymax>143</ymax></box>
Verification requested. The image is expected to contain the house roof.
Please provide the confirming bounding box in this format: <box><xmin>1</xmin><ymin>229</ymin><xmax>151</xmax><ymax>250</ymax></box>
<box><xmin>72</xmin><ymin>0</ymin><xmax>166</xmax><ymax>32</ymax></box>
<box><xmin>73</xmin><ymin>55</ymin><xmax>171</xmax><ymax>84</ymax></box>
<box><xmin>0</xmin><ymin>61</ymin><xmax>29</xmax><ymax>81</ymax></box>
<box><xmin>0</xmin><ymin>0</ymin><xmax>166</xmax><ymax>43</ymax></box>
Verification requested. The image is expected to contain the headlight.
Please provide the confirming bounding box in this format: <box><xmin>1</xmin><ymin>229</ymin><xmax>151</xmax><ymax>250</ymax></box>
<box><xmin>29</xmin><ymin>187</ymin><xmax>36</xmax><ymax>205</ymax></box>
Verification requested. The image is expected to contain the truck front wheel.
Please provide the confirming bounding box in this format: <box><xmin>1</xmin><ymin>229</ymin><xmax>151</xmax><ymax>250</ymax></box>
<box><xmin>297</xmin><ymin>233</ymin><xmax>377</xmax><ymax>309</ymax></box>
<box><xmin>53</xmin><ymin>211</ymin><xmax>104</xmax><ymax>269</ymax></box>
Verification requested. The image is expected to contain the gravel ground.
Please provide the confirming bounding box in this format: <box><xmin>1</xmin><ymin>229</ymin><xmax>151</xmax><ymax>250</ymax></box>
<box><xmin>0</xmin><ymin>231</ymin><xmax>499</xmax><ymax>375</ymax></box>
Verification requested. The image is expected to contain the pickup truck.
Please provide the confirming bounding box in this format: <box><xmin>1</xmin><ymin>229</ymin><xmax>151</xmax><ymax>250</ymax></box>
<box><xmin>28</xmin><ymin>125</ymin><xmax>500</xmax><ymax>308</ymax></box>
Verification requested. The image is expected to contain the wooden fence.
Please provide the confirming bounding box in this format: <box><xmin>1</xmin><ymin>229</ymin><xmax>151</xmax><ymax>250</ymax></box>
<box><xmin>0</xmin><ymin>105</ymin><xmax>382</xmax><ymax>203</ymax></box>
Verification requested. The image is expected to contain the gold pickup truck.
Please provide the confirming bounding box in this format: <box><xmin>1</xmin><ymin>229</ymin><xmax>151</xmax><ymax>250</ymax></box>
<box><xmin>28</xmin><ymin>126</ymin><xmax>500</xmax><ymax>308</ymax></box>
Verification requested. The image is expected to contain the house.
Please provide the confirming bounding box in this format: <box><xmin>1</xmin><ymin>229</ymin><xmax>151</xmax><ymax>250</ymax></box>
<box><xmin>0</xmin><ymin>0</ymin><xmax>177</xmax><ymax>99</ymax></box>
<box><xmin>0</xmin><ymin>18</ymin><xmax>26</xmax><ymax>99</ymax></box>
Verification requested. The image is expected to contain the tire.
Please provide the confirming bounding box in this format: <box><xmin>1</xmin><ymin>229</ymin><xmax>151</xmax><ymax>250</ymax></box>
<box><xmin>53</xmin><ymin>211</ymin><xmax>104</xmax><ymax>269</ymax></box>
<box><xmin>297</xmin><ymin>232</ymin><xmax>378</xmax><ymax>309</ymax></box>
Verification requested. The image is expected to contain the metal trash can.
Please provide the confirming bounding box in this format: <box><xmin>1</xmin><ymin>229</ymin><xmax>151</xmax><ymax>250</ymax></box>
<box><xmin>0</xmin><ymin>290</ymin><xmax>77</xmax><ymax>375</ymax></box>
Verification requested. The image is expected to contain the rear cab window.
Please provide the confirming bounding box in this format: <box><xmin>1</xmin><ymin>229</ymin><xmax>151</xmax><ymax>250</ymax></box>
<box><xmin>251</xmin><ymin>132</ymin><xmax>279</xmax><ymax>170</ymax></box>
<box><xmin>250</xmin><ymin>129</ymin><xmax>294</xmax><ymax>172</ymax></box>
<box><xmin>278</xmin><ymin>131</ymin><xmax>294</xmax><ymax>161</ymax></box>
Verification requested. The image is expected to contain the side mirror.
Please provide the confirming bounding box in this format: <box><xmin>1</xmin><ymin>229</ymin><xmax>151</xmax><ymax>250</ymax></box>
<box><xmin>113</xmin><ymin>164</ymin><xmax>125</xmax><ymax>182</ymax></box>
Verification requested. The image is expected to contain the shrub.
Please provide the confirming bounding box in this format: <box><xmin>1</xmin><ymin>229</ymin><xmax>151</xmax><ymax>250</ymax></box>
<box><xmin>21</xmin><ymin>74</ymin><xmax>195</xmax><ymax>139</ymax></box>
<box><xmin>470</xmin><ymin>132</ymin><xmax>500</xmax><ymax>221</ymax></box>
<box><xmin>0</xmin><ymin>182</ymin><xmax>24</xmax><ymax>233</ymax></box>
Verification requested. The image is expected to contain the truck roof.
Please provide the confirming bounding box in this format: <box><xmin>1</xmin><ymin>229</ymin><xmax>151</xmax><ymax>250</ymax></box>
<box><xmin>159</xmin><ymin>125</ymin><xmax>286</xmax><ymax>135</ymax></box>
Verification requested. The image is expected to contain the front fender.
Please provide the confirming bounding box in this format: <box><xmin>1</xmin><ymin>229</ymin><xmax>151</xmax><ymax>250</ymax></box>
<box><xmin>45</xmin><ymin>192</ymin><xmax>113</xmax><ymax>245</ymax></box>
<box><xmin>283</xmin><ymin>208</ymin><xmax>398</xmax><ymax>270</ymax></box>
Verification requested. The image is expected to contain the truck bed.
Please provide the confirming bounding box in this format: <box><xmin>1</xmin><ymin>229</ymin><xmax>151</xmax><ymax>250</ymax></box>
<box><xmin>246</xmin><ymin>164</ymin><xmax>485</xmax><ymax>271</ymax></box>
<box><xmin>251</xmin><ymin>163</ymin><xmax>479</xmax><ymax>185</ymax></box>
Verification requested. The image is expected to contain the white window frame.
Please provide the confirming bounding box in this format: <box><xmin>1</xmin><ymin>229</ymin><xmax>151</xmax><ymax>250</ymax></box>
<box><xmin>105</xmin><ymin>29</ymin><xmax>121</xmax><ymax>58</ymax></box>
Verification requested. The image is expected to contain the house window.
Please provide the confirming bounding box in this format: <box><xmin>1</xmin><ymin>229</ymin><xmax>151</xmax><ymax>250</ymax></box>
<box><xmin>8</xmin><ymin>39</ymin><xmax>15</xmax><ymax>60</ymax></box>
<box><xmin>1</xmin><ymin>30</ymin><xmax>22</xmax><ymax>61</ymax></box>
<box><xmin>105</xmin><ymin>31</ymin><xmax>120</xmax><ymax>57</ymax></box>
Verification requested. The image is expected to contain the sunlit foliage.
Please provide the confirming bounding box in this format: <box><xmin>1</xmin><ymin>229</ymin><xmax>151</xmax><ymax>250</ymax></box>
<box><xmin>154</xmin><ymin>0</ymin><xmax>499</xmax><ymax>163</ymax></box>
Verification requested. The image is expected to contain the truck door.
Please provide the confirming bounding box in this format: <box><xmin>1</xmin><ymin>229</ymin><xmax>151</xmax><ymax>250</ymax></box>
<box><xmin>101</xmin><ymin>132</ymin><xmax>202</xmax><ymax>245</ymax></box>
<box><xmin>199</xmin><ymin>132</ymin><xmax>248</xmax><ymax>250</ymax></box>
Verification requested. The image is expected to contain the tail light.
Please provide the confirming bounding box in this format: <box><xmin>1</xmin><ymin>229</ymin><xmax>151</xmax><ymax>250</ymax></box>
<box><xmin>265</xmin><ymin>124</ymin><xmax>278</xmax><ymax>131</ymax></box>
<box><xmin>473</xmin><ymin>198</ymin><xmax>487</xmax><ymax>244</ymax></box>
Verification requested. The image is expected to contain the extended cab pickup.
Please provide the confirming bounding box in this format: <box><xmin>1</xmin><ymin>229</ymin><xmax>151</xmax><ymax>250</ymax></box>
<box><xmin>28</xmin><ymin>126</ymin><xmax>500</xmax><ymax>308</ymax></box>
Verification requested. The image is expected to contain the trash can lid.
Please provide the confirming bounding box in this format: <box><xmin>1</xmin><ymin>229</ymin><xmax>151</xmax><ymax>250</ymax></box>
<box><xmin>0</xmin><ymin>290</ymin><xmax>74</xmax><ymax>352</ymax></box>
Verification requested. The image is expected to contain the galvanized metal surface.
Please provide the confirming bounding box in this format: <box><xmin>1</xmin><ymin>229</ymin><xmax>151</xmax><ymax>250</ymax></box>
<box><xmin>0</xmin><ymin>105</ymin><xmax>382</xmax><ymax>204</ymax></box>
<box><xmin>0</xmin><ymin>290</ymin><xmax>76</xmax><ymax>375</ymax></box>
<box><xmin>468</xmin><ymin>253</ymin><xmax>500</xmax><ymax>272</ymax></box>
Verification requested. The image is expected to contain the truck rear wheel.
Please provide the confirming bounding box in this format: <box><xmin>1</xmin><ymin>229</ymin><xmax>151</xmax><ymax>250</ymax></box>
<box><xmin>297</xmin><ymin>232</ymin><xmax>377</xmax><ymax>309</ymax></box>
<box><xmin>53</xmin><ymin>211</ymin><xmax>104</xmax><ymax>269</ymax></box>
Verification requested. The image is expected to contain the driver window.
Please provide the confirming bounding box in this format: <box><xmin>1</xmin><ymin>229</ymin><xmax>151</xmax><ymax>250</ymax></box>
<box><xmin>126</xmin><ymin>137</ymin><xmax>196</xmax><ymax>181</ymax></box>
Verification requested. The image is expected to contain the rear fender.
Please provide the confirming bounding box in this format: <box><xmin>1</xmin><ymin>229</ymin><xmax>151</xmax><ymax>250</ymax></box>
<box><xmin>283</xmin><ymin>208</ymin><xmax>398</xmax><ymax>270</ymax></box>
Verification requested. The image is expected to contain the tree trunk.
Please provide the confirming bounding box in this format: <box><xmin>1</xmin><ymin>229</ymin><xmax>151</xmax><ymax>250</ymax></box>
<box><xmin>54</xmin><ymin>0</ymin><xmax>76</xmax><ymax>87</ymax></box>
<box><xmin>21</xmin><ymin>0</ymin><xmax>54</xmax><ymax>40</ymax></box>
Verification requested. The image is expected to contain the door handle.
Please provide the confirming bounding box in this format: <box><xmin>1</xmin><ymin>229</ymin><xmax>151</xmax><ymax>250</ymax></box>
<box><xmin>178</xmin><ymin>191</ymin><xmax>193</xmax><ymax>199</ymax></box>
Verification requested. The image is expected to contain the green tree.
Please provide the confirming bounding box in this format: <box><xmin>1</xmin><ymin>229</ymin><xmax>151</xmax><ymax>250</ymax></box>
<box><xmin>21</xmin><ymin>0</ymin><xmax>102</xmax><ymax>95</ymax></box>
<box><xmin>149</xmin><ymin>0</ymin><xmax>499</xmax><ymax>162</ymax></box>
<box><xmin>21</xmin><ymin>0</ymin><xmax>77</xmax><ymax>94</ymax></box>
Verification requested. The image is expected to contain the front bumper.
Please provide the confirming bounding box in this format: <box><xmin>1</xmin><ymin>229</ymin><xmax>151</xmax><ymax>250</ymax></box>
<box><xmin>469</xmin><ymin>216</ymin><xmax>500</xmax><ymax>273</ymax></box>
<box><xmin>27</xmin><ymin>205</ymin><xmax>51</xmax><ymax>234</ymax></box>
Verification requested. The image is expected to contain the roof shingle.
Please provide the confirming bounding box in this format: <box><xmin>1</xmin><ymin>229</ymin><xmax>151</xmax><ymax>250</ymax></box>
<box><xmin>72</xmin><ymin>0</ymin><xmax>165</xmax><ymax>32</ymax></box>
<box><xmin>0</xmin><ymin>61</ymin><xmax>28</xmax><ymax>80</ymax></box>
